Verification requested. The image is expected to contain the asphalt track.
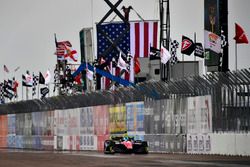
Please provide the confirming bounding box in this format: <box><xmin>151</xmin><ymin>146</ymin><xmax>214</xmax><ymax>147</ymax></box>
<box><xmin>1</xmin><ymin>149</ymin><xmax>250</xmax><ymax>167</ymax></box>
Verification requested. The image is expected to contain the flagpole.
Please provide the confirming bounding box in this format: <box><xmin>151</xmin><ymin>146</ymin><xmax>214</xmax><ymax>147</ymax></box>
<box><xmin>182</xmin><ymin>54</ymin><xmax>184</xmax><ymax>78</ymax></box>
<box><xmin>22</xmin><ymin>85</ymin><xmax>23</xmax><ymax>101</ymax></box>
<box><xmin>26</xmin><ymin>87</ymin><xmax>28</xmax><ymax>100</ymax></box>
<box><xmin>194</xmin><ymin>32</ymin><xmax>196</xmax><ymax>75</ymax></box>
<box><xmin>235</xmin><ymin>42</ymin><xmax>237</xmax><ymax>71</ymax></box>
<box><xmin>38</xmin><ymin>83</ymin><xmax>40</xmax><ymax>99</ymax></box>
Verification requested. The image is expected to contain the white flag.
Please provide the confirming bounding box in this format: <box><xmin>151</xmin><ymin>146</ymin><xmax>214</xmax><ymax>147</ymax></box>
<box><xmin>117</xmin><ymin>52</ymin><xmax>127</xmax><ymax>70</ymax></box>
<box><xmin>86</xmin><ymin>70</ymin><xmax>93</xmax><ymax>80</ymax></box>
<box><xmin>204</xmin><ymin>30</ymin><xmax>221</xmax><ymax>54</ymax></box>
<box><xmin>25</xmin><ymin>74</ymin><xmax>33</xmax><ymax>87</ymax></box>
<box><xmin>45</xmin><ymin>70</ymin><xmax>51</xmax><ymax>84</ymax></box>
<box><xmin>160</xmin><ymin>45</ymin><xmax>171</xmax><ymax>64</ymax></box>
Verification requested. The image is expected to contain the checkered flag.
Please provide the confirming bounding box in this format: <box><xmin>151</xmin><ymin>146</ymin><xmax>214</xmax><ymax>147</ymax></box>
<box><xmin>32</xmin><ymin>73</ymin><xmax>38</xmax><ymax>96</ymax></box>
<box><xmin>0</xmin><ymin>82</ymin><xmax>5</xmax><ymax>104</ymax></box>
<box><xmin>170</xmin><ymin>40</ymin><xmax>179</xmax><ymax>65</ymax></box>
<box><xmin>221</xmin><ymin>29</ymin><xmax>227</xmax><ymax>48</ymax></box>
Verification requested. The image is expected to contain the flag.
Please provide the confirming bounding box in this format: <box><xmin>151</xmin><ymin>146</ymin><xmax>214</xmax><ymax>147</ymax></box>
<box><xmin>160</xmin><ymin>45</ymin><xmax>171</xmax><ymax>64</ymax></box>
<box><xmin>40</xmin><ymin>87</ymin><xmax>49</xmax><ymax>99</ymax></box>
<box><xmin>12</xmin><ymin>79</ymin><xmax>18</xmax><ymax>98</ymax></box>
<box><xmin>74</xmin><ymin>73</ymin><xmax>82</xmax><ymax>85</ymax></box>
<box><xmin>3</xmin><ymin>80</ymin><xmax>14</xmax><ymax>100</ymax></box>
<box><xmin>204</xmin><ymin>30</ymin><xmax>221</xmax><ymax>54</ymax></box>
<box><xmin>221</xmin><ymin>29</ymin><xmax>227</xmax><ymax>48</ymax></box>
<box><xmin>97</xmin><ymin>21</ymin><xmax>158</xmax><ymax>59</ymax></box>
<box><xmin>97</xmin><ymin>21</ymin><xmax>158</xmax><ymax>88</ymax></box>
<box><xmin>149</xmin><ymin>46</ymin><xmax>160</xmax><ymax>60</ymax></box>
<box><xmin>130</xmin><ymin>21</ymin><xmax>158</xmax><ymax>58</ymax></box>
<box><xmin>181</xmin><ymin>36</ymin><xmax>195</xmax><ymax>55</ymax></box>
<box><xmin>22</xmin><ymin>73</ymin><xmax>33</xmax><ymax>87</ymax></box>
<box><xmin>4</xmin><ymin>65</ymin><xmax>9</xmax><ymax>73</ymax></box>
<box><xmin>134</xmin><ymin>56</ymin><xmax>140</xmax><ymax>74</ymax></box>
<box><xmin>86</xmin><ymin>69</ymin><xmax>94</xmax><ymax>81</ymax></box>
<box><xmin>64</xmin><ymin>44</ymin><xmax>78</xmax><ymax>62</ymax></box>
<box><xmin>117</xmin><ymin>52</ymin><xmax>127</xmax><ymax>71</ymax></box>
<box><xmin>234</xmin><ymin>23</ymin><xmax>249</xmax><ymax>44</ymax></box>
<box><xmin>39</xmin><ymin>72</ymin><xmax>45</xmax><ymax>84</ymax></box>
<box><xmin>54</xmin><ymin>34</ymin><xmax>72</xmax><ymax>60</ymax></box>
<box><xmin>170</xmin><ymin>40</ymin><xmax>179</xmax><ymax>65</ymax></box>
<box><xmin>194</xmin><ymin>43</ymin><xmax>204</xmax><ymax>58</ymax></box>
<box><xmin>32</xmin><ymin>73</ymin><xmax>38</xmax><ymax>96</ymax></box>
<box><xmin>0</xmin><ymin>83</ymin><xmax>4</xmax><ymax>104</ymax></box>
<box><xmin>45</xmin><ymin>70</ymin><xmax>51</xmax><ymax>85</ymax></box>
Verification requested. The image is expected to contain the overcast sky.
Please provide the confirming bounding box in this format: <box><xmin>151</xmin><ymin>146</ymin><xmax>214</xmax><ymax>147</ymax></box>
<box><xmin>1</xmin><ymin>0</ymin><xmax>250</xmax><ymax>89</ymax></box>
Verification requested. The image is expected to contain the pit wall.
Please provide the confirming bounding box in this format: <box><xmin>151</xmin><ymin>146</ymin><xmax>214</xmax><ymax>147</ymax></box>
<box><xmin>1</xmin><ymin>95</ymin><xmax>250</xmax><ymax>156</ymax></box>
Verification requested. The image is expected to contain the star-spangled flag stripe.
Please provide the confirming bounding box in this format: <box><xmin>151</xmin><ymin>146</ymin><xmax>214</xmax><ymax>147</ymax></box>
<box><xmin>144</xmin><ymin>22</ymin><xmax>149</xmax><ymax>57</ymax></box>
<box><xmin>130</xmin><ymin>21</ymin><xmax>158</xmax><ymax>58</ymax></box>
<box><xmin>153</xmin><ymin>22</ymin><xmax>158</xmax><ymax>48</ymax></box>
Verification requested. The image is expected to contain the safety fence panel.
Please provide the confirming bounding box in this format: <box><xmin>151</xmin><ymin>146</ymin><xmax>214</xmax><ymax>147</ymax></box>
<box><xmin>145</xmin><ymin>134</ymin><xmax>185</xmax><ymax>153</ymax></box>
<box><xmin>16</xmin><ymin>114</ymin><xmax>24</xmax><ymax>135</ymax></box>
<box><xmin>144</xmin><ymin>98</ymin><xmax>187</xmax><ymax>135</ymax></box>
<box><xmin>97</xmin><ymin>135</ymin><xmax>110</xmax><ymax>151</ymax></box>
<box><xmin>93</xmin><ymin>105</ymin><xmax>109</xmax><ymax>136</ymax></box>
<box><xmin>109</xmin><ymin>104</ymin><xmax>126</xmax><ymax>134</ymax></box>
<box><xmin>79</xmin><ymin>107</ymin><xmax>96</xmax><ymax>150</ymax></box>
<box><xmin>144</xmin><ymin>100</ymin><xmax>165</xmax><ymax>134</ymax></box>
<box><xmin>32</xmin><ymin>112</ymin><xmax>43</xmax><ymax>136</ymax></box>
<box><xmin>93</xmin><ymin>105</ymin><xmax>110</xmax><ymax>151</ymax></box>
<box><xmin>15</xmin><ymin>136</ymin><xmax>23</xmax><ymax>149</ymax></box>
<box><xmin>207</xmin><ymin>133</ymin><xmax>250</xmax><ymax>156</ymax></box>
<box><xmin>8</xmin><ymin>114</ymin><xmax>15</xmax><ymax>135</ymax></box>
<box><xmin>186</xmin><ymin>133</ymin><xmax>211</xmax><ymax>154</ymax></box>
<box><xmin>0</xmin><ymin>115</ymin><xmax>7</xmax><ymax>148</ymax></box>
<box><xmin>187</xmin><ymin>95</ymin><xmax>212</xmax><ymax>134</ymax></box>
<box><xmin>126</xmin><ymin>102</ymin><xmax>145</xmax><ymax>140</ymax></box>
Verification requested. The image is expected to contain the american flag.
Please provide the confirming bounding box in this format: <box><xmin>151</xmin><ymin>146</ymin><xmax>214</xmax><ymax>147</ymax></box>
<box><xmin>97</xmin><ymin>21</ymin><xmax>158</xmax><ymax>59</ymax></box>
<box><xmin>97</xmin><ymin>21</ymin><xmax>158</xmax><ymax>88</ymax></box>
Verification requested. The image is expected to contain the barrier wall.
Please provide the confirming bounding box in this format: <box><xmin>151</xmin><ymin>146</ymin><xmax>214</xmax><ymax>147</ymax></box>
<box><xmin>209</xmin><ymin>133</ymin><xmax>250</xmax><ymax>156</ymax></box>
<box><xmin>1</xmin><ymin>95</ymin><xmax>250</xmax><ymax>155</ymax></box>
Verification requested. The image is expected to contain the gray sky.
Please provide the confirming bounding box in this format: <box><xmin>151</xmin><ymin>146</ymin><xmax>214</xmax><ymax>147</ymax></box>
<box><xmin>0</xmin><ymin>0</ymin><xmax>250</xmax><ymax>94</ymax></box>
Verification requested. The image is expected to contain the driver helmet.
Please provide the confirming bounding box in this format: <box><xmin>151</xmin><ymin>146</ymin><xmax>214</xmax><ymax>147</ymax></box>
<box><xmin>123</xmin><ymin>136</ymin><xmax>129</xmax><ymax>141</ymax></box>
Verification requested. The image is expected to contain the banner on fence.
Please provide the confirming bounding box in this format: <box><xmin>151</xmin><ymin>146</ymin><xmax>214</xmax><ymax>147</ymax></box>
<box><xmin>80</xmin><ymin>107</ymin><xmax>94</xmax><ymax>135</ymax></box>
<box><xmin>109</xmin><ymin>104</ymin><xmax>126</xmax><ymax>134</ymax></box>
<box><xmin>126</xmin><ymin>102</ymin><xmax>144</xmax><ymax>132</ymax></box>
<box><xmin>93</xmin><ymin>105</ymin><xmax>109</xmax><ymax>135</ymax></box>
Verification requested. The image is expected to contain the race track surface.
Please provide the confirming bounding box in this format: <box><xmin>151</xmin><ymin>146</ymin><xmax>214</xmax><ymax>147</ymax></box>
<box><xmin>1</xmin><ymin>149</ymin><xmax>250</xmax><ymax>167</ymax></box>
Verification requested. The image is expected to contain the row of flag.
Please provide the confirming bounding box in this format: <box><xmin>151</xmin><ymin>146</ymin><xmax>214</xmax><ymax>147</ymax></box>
<box><xmin>0</xmin><ymin>69</ymin><xmax>53</xmax><ymax>104</ymax></box>
<box><xmin>1</xmin><ymin>21</ymin><xmax>248</xmax><ymax>103</ymax></box>
<box><xmin>0</xmin><ymin>78</ymin><xmax>18</xmax><ymax>103</ymax></box>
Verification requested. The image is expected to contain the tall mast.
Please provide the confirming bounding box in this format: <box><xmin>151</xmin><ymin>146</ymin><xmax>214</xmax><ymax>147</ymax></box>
<box><xmin>159</xmin><ymin>0</ymin><xmax>170</xmax><ymax>81</ymax></box>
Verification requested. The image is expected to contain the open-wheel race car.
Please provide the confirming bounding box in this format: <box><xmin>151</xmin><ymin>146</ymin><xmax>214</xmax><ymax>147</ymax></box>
<box><xmin>104</xmin><ymin>135</ymin><xmax>148</xmax><ymax>154</ymax></box>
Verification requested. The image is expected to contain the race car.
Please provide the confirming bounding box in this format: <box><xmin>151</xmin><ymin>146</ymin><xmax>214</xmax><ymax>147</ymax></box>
<box><xmin>104</xmin><ymin>135</ymin><xmax>148</xmax><ymax>154</ymax></box>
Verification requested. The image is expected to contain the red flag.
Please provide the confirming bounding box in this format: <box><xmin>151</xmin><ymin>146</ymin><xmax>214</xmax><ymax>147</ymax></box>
<box><xmin>234</xmin><ymin>23</ymin><xmax>249</xmax><ymax>44</ymax></box>
<box><xmin>13</xmin><ymin>80</ymin><xmax>19</xmax><ymax>93</ymax></box>
<box><xmin>3</xmin><ymin>65</ymin><xmax>9</xmax><ymax>73</ymax></box>
<box><xmin>134</xmin><ymin>57</ymin><xmax>141</xmax><ymax>74</ymax></box>
<box><xmin>74</xmin><ymin>73</ymin><xmax>82</xmax><ymax>85</ymax></box>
